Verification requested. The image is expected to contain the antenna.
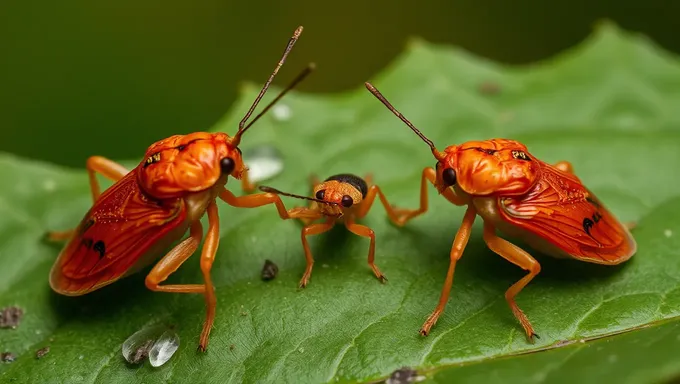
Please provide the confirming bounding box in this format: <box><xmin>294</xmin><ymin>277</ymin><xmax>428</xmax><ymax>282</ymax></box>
<box><xmin>258</xmin><ymin>186</ymin><xmax>340</xmax><ymax>206</ymax></box>
<box><xmin>242</xmin><ymin>62</ymin><xmax>315</xmax><ymax>131</ymax></box>
<box><xmin>364</xmin><ymin>82</ymin><xmax>445</xmax><ymax>160</ymax></box>
<box><xmin>231</xmin><ymin>26</ymin><xmax>304</xmax><ymax>146</ymax></box>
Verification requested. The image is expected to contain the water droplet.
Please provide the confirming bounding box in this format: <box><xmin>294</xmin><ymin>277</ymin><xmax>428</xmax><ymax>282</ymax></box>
<box><xmin>243</xmin><ymin>145</ymin><xmax>284</xmax><ymax>184</ymax></box>
<box><xmin>78</xmin><ymin>355</ymin><xmax>84</xmax><ymax>360</ymax></box>
<box><xmin>298</xmin><ymin>347</ymin><xmax>304</xmax><ymax>353</ymax></box>
<box><xmin>122</xmin><ymin>324</ymin><xmax>166</xmax><ymax>365</ymax></box>
<box><xmin>608</xmin><ymin>354</ymin><xmax>618</xmax><ymax>363</ymax></box>
<box><xmin>322</xmin><ymin>264</ymin><xmax>329</xmax><ymax>269</ymax></box>
<box><xmin>664</xmin><ymin>229</ymin><xmax>673</xmax><ymax>238</ymax></box>
<box><xmin>272</xmin><ymin>104</ymin><xmax>292</xmax><ymax>121</ymax></box>
<box><xmin>149</xmin><ymin>330</ymin><xmax>180</xmax><ymax>367</ymax></box>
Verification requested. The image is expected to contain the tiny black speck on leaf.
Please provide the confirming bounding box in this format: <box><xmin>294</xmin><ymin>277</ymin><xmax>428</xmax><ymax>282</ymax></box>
<box><xmin>261</xmin><ymin>259</ymin><xmax>279</xmax><ymax>281</ymax></box>
<box><xmin>1</xmin><ymin>352</ymin><xmax>16</xmax><ymax>363</ymax></box>
<box><xmin>385</xmin><ymin>366</ymin><xmax>423</xmax><ymax>384</ymax></box>
<box><xmin>0</xmin><ymin>306</ymin><xmax>24</xmax><ymax>329</ymax></box>
<box><xmin>35</xmin><ymin>346</ymin><xmax>50</xmax><ymax>359</ymax></box>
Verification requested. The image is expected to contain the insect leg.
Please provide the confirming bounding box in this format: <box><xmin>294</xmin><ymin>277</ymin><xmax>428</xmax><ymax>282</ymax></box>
<box><xmin>298</xmin><ymin>218</ymin><xmax>335</xmax><ymax>288</ymax></box>
<box><xmin>344</xmin><ymin>218</ymin><xmax>386</xmax><ymax>283</ymax></box>
<box><xmin>389</xmin><ymin>167</ymin><xmax>465</xmax><ymax>227</ymax></box>
<box><xmin>420</xmin><ymin>205</ymin><xmax>477</xmax><ymax>336</ymax></box>
<box><xmin>85</xmin><ymin>156</ymin><xmax>129</xmax><ymax>202</ymax></box>
<box><xmin>46</xmin><ymin>156</ymin><xmax>129</xmax><ymax>242</ymax></box>
<box><xmin>482</xmin><ymin>221</ymin><xmax>541</xmax><ymax>341</ymax></box>
<box><xmin>219</xmin><ymin>188</ymin><xmax>292</xmax><ymax>220</ymax></box>
<box><xmin>554</xmin><ymin>161</ymin><xmax>574</xmax><ymax>174</ymax></box>
<box><xmin>239</xmin><ymin>168</ymin><xmax>256</xmax><ymax>193</ymax></box>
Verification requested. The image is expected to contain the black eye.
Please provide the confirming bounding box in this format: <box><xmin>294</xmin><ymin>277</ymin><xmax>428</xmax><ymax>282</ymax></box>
<box><xmin>220</xmin><ymin>157</ymin><xmax>235</xmax><ymax>175</ymax></box>
<box><xmin>442</xmin><ymin>168</ymin><xmax>457</xmax><ymax>187</ymax></box>
<box><xmin>341</xmin><ymin>195</ymin><xmax>353</xmax><ymax>207</ymax></box>
<box><xmin>315</xmin><ymin>190</ymin><xmax>325</xmax><ymax>200</ymax></box>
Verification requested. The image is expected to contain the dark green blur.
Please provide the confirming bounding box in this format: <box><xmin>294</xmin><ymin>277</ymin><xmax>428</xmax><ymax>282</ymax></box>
<box><xmin>1</xmin><ymin>0</ymin><xmax>678</xmax><ymax>167</ymax></box>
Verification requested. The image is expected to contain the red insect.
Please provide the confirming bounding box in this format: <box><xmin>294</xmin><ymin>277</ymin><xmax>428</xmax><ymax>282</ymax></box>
<box><xmin>260</xmin><ymin>173</ymin><xmax>407</xmax><ymax>288</ymax></box>
<box><xmin>364</xmin><ymin>82</ymin><xmax>637</xmax><ymax>340</ymax></box>
<box><xmin>47</xmin><ymin>26</ymin><xmax>311</xmax><ymax>352</ymax></box>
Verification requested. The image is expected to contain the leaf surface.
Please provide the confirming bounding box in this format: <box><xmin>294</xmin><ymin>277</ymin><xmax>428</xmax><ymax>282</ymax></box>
<box><xmin>1</xmin><ymin>22</ymin><xmax>680</xmax><ymax>384</ymax></box>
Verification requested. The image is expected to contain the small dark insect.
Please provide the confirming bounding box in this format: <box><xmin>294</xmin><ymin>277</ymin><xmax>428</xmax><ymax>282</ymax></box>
<box><xmin>35</xmin><ymin>346</ymin><xmax>50</xmax><ymax>359</ymax></box>
<box><xmin>478</xmin><ymin>81</ymin><xmax>501</xmax><ymax>95</ymax></box>
<box><xmin>261</xmin><ymin>259</ymin><xmax>279</xmax><ymax>281</ymax></box>
<box><xmin>1</xmin><ymin>352</ymin><xmax>16</xmax><ymax>363</ymax></box>
<box><xmin>229</xmin><ymin>344</ymin><xmax>235</xmax><ymax>351</ymax></box>
<box><xmin>129</xmin><ymin>339</ymin><xmax>155</xmax><ymax>365</ymax></box>
<box><xmin>385</xmin><ymin>366</ymin><xmax>422</xmax><ymax>384</ymax></box>
<box><xmin>0</xmin><ymin>306</ymin><xmax>24</xmax><ymax>329</ymax></box>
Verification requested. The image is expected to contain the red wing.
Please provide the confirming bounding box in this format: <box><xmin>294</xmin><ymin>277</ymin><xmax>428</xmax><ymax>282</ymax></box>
<box><xmin>50</xmin><ymin>172</ymin><xmax>187</xmax><ymax>295</ymax></box>
<box><xmin>499</xmin><ymin>161</ymin><xmax>636</xmax><ymax>264</ymax></box>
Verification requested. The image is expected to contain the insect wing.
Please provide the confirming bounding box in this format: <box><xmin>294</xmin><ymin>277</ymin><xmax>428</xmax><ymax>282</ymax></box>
<box><xmin>50</xmin><ymin>172</ymin><xmax>187</xmax><ymax>295</ymax></box>
<box><xmin>499</xmin><ymin>162</ymin><xmax>636</xmax><ymax>264</ymax></box>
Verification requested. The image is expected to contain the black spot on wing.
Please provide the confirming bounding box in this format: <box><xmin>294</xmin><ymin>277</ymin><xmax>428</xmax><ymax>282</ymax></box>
<box><xmin>93</xmin><ymin>240</ymin><xmax>106</xmax><ymax>258</ymax></box>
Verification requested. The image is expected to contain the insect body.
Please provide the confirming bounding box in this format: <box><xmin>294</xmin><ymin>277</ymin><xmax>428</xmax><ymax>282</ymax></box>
<box><xmin>365</xmin><ymin>82</ymin><xmax>637</xmax><ymax>340</ymax></box>
<box><xmin>260</xmin><ymin>173</ymin><xmax>409</xmax><ymax>288</ymax></box>
<box><xmin>47</xmin><ymin>26</ymin><xmax>311</xmax><ymax>352</ymax></box>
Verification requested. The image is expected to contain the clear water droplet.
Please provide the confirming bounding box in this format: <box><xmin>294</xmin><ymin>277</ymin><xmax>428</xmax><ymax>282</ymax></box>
<box><xmin>243</xmin><ymin>145</ymin><xmax>284</xmax><ymax>183</ymax></box>
<box><xmin>122</xmin><ymin>324</ymin><xmax>165</xmax><ymax>364</ymax></box>
<box><xmin>149</xmin><ymin>329</ymin><xmax>180</xmax><ymax>367</ymax></box>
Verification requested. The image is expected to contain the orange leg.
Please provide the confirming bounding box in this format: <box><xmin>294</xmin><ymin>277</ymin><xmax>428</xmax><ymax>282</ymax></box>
<box><xmin>420</xmin><ymin>205</ymin><xmax>477</xmax><ymax>336</ymax></box>
<box><xmin>345</xmin><ymin>218</ymin><xmax>386</xmax><ymax>283</ymax></box>
<box><xmin>482</xmin><ymin>221</ymin><xmax>541</xmax><ymax>341</ymax></box>
<box><xmin>298</xmin><ymin>218</ymin><xmax>335</xmax><ymax>288</ymax></box>
<box><xmin>219</xmin><ymin>188</ymin><xmax>291</xmax><ymax>219</ymax></box>
<box><xmin>240</xmin><ymin>168</ymin><xmax>256</xmax><ymax>193</ymax></box>
<box><xmin>145</xmin><ymin>200</ymin><xmax>221</xmax><ymax>351</ymax></box>
<box><xmin>47</xmin><ymin>156</ymin><xmax>129</xmax><ymax>241</ymax></box>
<box><xmin>389</xmin><ymin>167</ymin><xmax>466</xmax><ymax>227</ymax></box>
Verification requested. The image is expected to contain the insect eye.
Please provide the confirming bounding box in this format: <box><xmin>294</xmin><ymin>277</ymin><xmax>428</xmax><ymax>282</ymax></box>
<box><xmin>315</xmin><ymin>190</ymin><xmax>325</xmax><ymax>200</ymax></box>
<box><xmin>442</xmin><ymin>168</ymin><xmax>457</xmax><ymax>187</ymax></box>
<box><xmin>220</xmin><ymin>157</ymin><xmax>235</xmax><ymax>175</ymax></box>
<box><xmin>341</xmin><ymin>195</ymin><xmax>353</xmax><ymax>207</ymax></box>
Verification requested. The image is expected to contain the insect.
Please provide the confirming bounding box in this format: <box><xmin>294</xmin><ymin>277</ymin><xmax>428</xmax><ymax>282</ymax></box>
<box><xmin>46</xmin><ymin>26</ymin><xmax>312</xmax><ymax>352</ymax></box>
<box><xmin>364</xmin><ymin>81</ymin><xmax>637</xmax><ymax>340</ymax></box>
<box><xmin>259</xmin><ymin>173</ymin><xmax>410</xmax><ymax>288</ymax></box>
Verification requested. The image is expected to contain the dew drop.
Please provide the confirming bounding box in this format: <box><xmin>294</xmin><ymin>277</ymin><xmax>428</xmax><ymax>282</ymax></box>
<box><xmin>243</xmin><ymin>145</ymin><xmax>284</xmax><ymax>183</ymax></box>
<box><xmin>122</xmin><ymin>324</ymin><xmax>166</xmax><ymax>365</ymax></box>
<box><xmin>272</xmin><ymin>104</ymin><xmax>292</xmax><ymax>121</ymax></box>
<box><xmin>664</xmin><ymin>229</ymin><xmax>673</xmax><ymax>238</ymax></box>
<box><xmin>149</xmin><ymin>329</ymin><xmax>180</xmax><ymax>367</ymax></box>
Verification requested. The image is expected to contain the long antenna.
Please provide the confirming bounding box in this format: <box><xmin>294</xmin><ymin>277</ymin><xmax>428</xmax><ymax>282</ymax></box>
<box><xmin>364</xmin><ymin>82</ymin><xmax>445</xmax><ymax>160</ymax></box>
<box><xmin>259</xmin><ymin>186</ymin><xmax>339</xmax><ymax>206</ymax></box>
<box><xmin>231</xmin><ymin>26</ymin><xmax>304</xmax><ymax>146</ymax></box>
<box><xmin>242</xmin><ymin>62</ymin><xmax>315</xmax><ymax>131</ymax></box>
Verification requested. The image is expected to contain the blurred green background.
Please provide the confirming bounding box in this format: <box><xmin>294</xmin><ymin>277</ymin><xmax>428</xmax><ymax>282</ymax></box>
<box><xmin>1</xmin><ymin>0</ymin><xmax>678</xmax><ymax>168</ymax></box>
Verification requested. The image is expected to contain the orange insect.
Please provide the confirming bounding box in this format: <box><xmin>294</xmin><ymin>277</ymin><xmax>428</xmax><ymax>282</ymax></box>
<box><xmin>46</xmin><ymin>26</ymin><xmax>311</xmax><ymax>352</ymax></box>
<box><xmin>259</xmin><ymin>173</ymin><xmax>408</xmax><ymax>288</ymax></box>
<box><xmin>364</xmin><ymin>82</ymin><xmax>637</xmax><ymax>340</ymax></box>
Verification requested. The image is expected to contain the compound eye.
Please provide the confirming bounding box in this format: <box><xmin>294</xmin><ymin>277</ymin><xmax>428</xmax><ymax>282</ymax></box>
<box><xmin>341</xmin><ymin>195</ymin><xmax>353</xmax><ymax>208</ymax></box>
<box><xmin>220</xmin><ymin>157</ymin><xmax>235</xmax><ymax>175</ymax></box>
<box><xmin>442</xmin><ymin>168</ymin><xmax>457</xmax><ymax>187</ymax></box>
<box><xmin>315</xmin><ymin>189</ymin><xmax>325</xmax><ymax>200</ymax></box>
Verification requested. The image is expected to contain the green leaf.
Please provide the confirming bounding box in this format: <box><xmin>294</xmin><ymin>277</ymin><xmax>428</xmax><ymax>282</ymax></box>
<box><xmin>2</xmin><ymin>21</ymin><xmax>680</xmax><ymax>383</ymax></box>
